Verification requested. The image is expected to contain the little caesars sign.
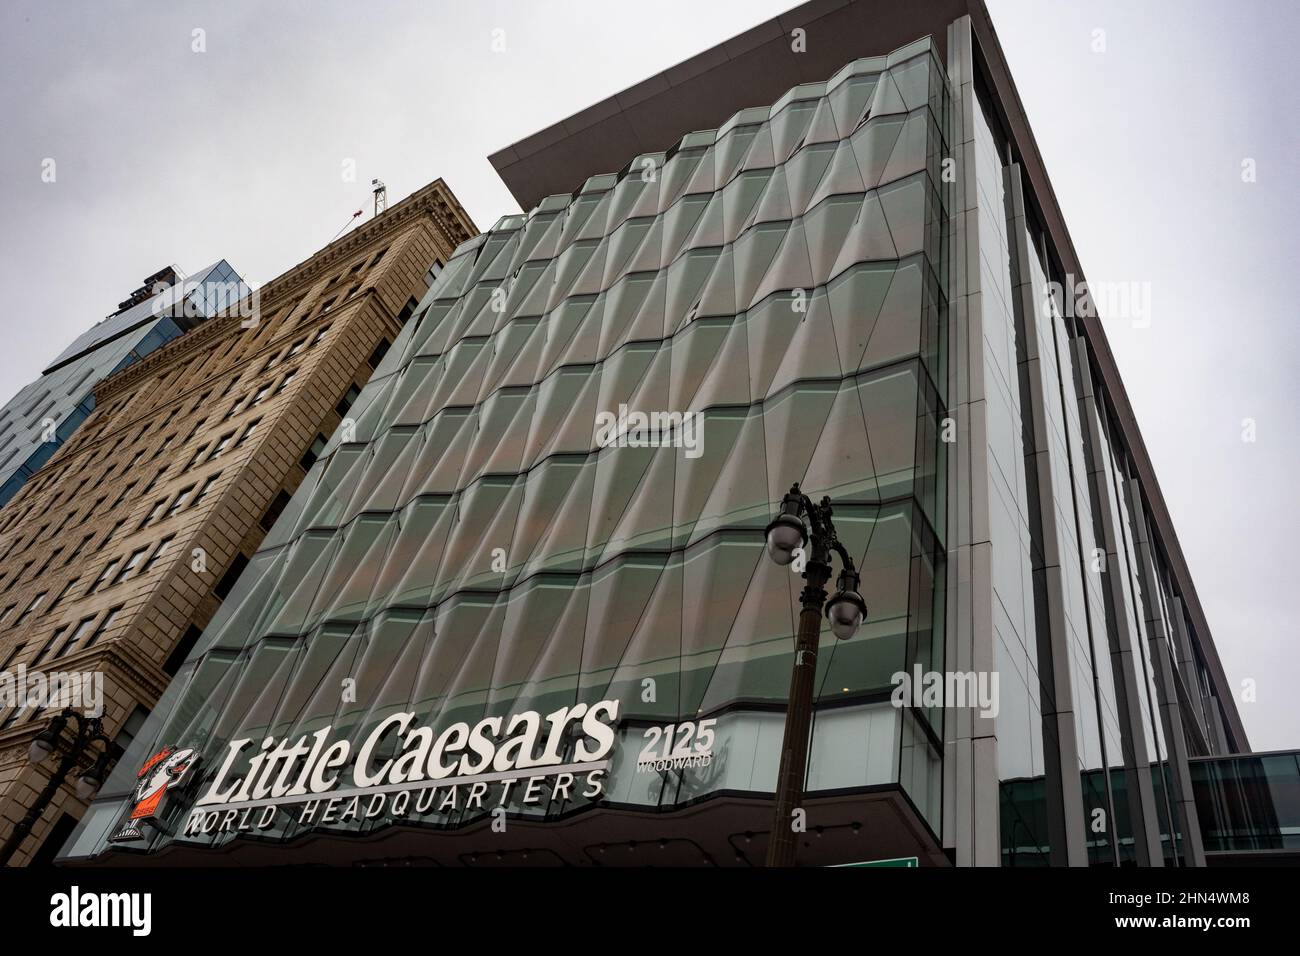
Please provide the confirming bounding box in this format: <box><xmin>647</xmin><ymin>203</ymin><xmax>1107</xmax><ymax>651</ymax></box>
<box><xmin>177</xmin><ymin>700</ymin><xmax>621</xmax><ymax>839</ymax></box>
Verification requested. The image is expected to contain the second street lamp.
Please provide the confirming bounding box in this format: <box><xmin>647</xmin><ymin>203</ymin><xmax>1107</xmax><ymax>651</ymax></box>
<box><xmin>0</xmin><ymin>708</ymin><xmax>117</xmax><ymax>866</ymax></box>
<box><xmin>764</xmin><ymin>483</ymin><xmax>867</xmax><ymax>867</ymax></box>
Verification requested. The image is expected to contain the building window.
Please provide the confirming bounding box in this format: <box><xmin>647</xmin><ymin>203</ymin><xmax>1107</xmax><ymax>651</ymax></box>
<box><xmin>110</xmin><ymin>481</ymin><xmax>137</xmax><ymax>510</ymax></box>
<box><xmin>141</xmin><ymin>466</ymin><xmax>167</xmax><ymax>496</ymax></box>
<box><xmin>260</xmin><ymin>490</ymin><xmax>292</xmax><ymax>531</ymax></box>
<box><xmin>208</xmin><ymin>432</ymin><xmax>235</xmax><ymax>460</ymax></box>
<box><xmin>33</xmin><ymin>547</ymin><xmax>63</xmax><ymax>580</ymax></box>
<box><xmin>235</xmin><ymin>419</ymin><xmax>261</xmax><ymax>448</ymax></box>
<box><xmin>33</xmin><ymin>625</ymin><xmax>69</xmax><ymax>666</ymax></box>
<box><xmin>367</xmin><ymin>338</ymin><xmax>392</xmax><ymax>369</ymax></box>
<box><xmin>140</xmin><ymin>536</ymin><xmax>175</xmax><ymax>575</ymax></box>
<box><xmin>183</xmin><ymin>417</ymin><xmax>208</xmax><ymax>444</ymax></box>
<box><xmin>274</xmin><ymin>370</ymin><xmax>297</xmax><ymax>395</ymax></box>
<box><xmin>336</xmin><ymin>385</ymin><xmax>360</xmax><ymax>418</ymax></box>
<box><xmin>63</xmin><ymin>534</ymin><xmax>93</xmax><ymax>566</ymax></box>
<box><xmin>0</xmin><ymin>704</ymin><xmax>33</xmax><ymax>730</ymax></box>
<box><xmin>166</xmin><ymin>485</ymin><xmax>196</xmax><ymax>517</ymax></box>
<box><xmin>214</xmin><ymin>553</ymin><xmax>249</xmax><ymax>600</ymax></box>
<box><xmin>13</xmin><ymin>592</ymin><xmax>46</xmax><ymax>626</ymax></box>
<box><xmin>0</xmin><ymin>641</ymin><xmax>27</xmax><ymax>671</ymax></box>
<box><xmin>151</xmin><ymin>434</ymin><xmax>175</xmax><ymax>460</ymax></box>
<box><xmin>9</xmin><ymin>560</ymin><xmax>33</xmax><ymax>588</ymax></box>
<box><xmin>139</xmin><ymin>498</ymin><xmax>167</xmax><ymax>530</ymax></box>
<box><xmin>396</xmin><ymin>297</ymin><xmax>419</xmax><ymax>324</ymax></box>
<box><xmin>115</xmin><ymin>705</ymin><xmax>151</xmax><ymax>753</ymax></box>
<box><xmin>99</xmin><ymin>519</ymin><xmax>126</xmax><ymax>548</ymax></box>
<box><xmin>53</xmin><ymin>508</ymin><xmax>76</xmax><ymax>536</ymax></box>
<box><xmin>163</xmin><ymin>625</ymin><xmax>202</xmax><ymax>677</ymax></box>
<box><xmin>192</xmin><ymin>474</ymin><xmax>220</xmax><ymax>508</ymax></box>
<box><xmin>300</xmin><ymin>433</ymin><xmax>328</xmax><ymax>471</ymax></box>
<box><xmin>45</xmin><ymin>577</ymin><xmax>79</xmax><ymax>615</ymax></box>
<box><xmin>111</xmin><ymin>546</ymin><xmax>149</xmax><ymax>585</ymax></box>
<box><xmin>83</xmin><ymin>606</ymin><xmax>123</xmax><ymax>649</ymax></box>
<box><xmin>65</xmin><ymin>616</ymin><xmax>95</xmax><ymax>652</ymax></box>
<box><xmin>87</xmin><ymin>558</ymin><xmax>121</xmax><ymax>595</ymax></box>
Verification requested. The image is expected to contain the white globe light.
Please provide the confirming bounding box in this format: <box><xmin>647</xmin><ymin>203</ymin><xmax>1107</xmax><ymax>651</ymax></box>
<box><xmin>764</xmin><ymin>515</ymin><xmax>806</xmax><ymax>566</ymax></box>
<box><xmin>826</xmin><ymin>590</ymin><xmax>866</xmax><ymax>640</ymax></box>
<box><xmin>27</xmin><ymin>738</ymin><xmax>54</xmax><ymax>763</ymax></box>
<box><xmin>74</xmin><ymin>773</ymin><xmax>100</xmax><ymax>801</ymax></box>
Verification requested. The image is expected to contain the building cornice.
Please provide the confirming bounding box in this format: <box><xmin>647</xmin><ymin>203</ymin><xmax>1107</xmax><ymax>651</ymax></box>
<box><xmin>93</xmin><ymin>179</ymin><xmax>475</xmax><ymax>406</ymax></box>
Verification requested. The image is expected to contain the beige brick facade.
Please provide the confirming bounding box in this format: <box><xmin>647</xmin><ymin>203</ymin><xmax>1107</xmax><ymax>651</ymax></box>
<box><xmin>0</xmin><ymin>179</ymin><xmax>475</xmax><ymax>865</ymax></box>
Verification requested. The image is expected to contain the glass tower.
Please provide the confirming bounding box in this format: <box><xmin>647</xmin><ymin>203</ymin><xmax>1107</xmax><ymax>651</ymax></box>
<box><xmin>0</xmin><ymin>261</ymin><xmax>245</xmax><ymax>506</ymax></box>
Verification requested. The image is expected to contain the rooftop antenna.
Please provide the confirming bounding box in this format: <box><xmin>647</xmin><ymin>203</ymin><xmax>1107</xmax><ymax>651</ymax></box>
<box><xmin>372</xmin><ymin>179</ymin><xmax>388</xmax><ymax>217</ymax></box>
<box><xmin>330</xmin><ymin>209</ymin><xmax>363</xmax><ymax>243</ymax></box>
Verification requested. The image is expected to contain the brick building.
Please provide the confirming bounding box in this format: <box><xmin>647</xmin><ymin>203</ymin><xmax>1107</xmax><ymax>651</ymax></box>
<box><xmin>0</xmin><ymin>179</ymin><xmax>474</xmax><ymax>865</ymax></box>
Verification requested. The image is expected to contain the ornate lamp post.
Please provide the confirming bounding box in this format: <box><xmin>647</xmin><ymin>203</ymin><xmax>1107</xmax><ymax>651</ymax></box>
<box><xmin>0</xmin><ymin>708</ymin><xmax>117</xmax><ymax>866</ymax></box>
<box><xmin>763</xmin><ymin>483</ymin><xmax>868</xmax><ymax>867</ymax></box>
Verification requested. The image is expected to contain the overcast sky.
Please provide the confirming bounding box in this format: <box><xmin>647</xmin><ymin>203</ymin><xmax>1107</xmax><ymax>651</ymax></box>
<box><xmin>0</xmin><ymin>0</ymin><xmax>1295</xmax><ymax>749</ymax></box>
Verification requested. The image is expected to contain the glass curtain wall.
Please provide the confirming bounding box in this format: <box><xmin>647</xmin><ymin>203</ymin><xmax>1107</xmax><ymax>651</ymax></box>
<box><xmin>68</xmin><ymin>43</ymin><xmax>953</xmax><ymax>860</ymax></box>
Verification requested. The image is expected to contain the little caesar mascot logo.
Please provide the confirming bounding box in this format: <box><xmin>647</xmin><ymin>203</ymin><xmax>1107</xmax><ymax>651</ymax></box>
<box><xmin>109</xmin><ymin>746</ymin><xmax>199</xmax><ymax>843</ymax></box>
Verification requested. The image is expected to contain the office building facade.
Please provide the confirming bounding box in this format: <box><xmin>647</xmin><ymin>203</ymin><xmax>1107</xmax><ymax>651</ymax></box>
<box><xmin>60</xmin><ymin>1</ymin><xmax>1273</xmax><ymax>867</ymax></box>
<box><xmin>0</xmin><ymin>180</ymin><xmax>474</xmax><ymax>865</ymax></box>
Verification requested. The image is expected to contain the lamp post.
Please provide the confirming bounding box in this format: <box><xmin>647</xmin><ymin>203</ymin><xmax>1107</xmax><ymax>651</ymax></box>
<box><xmin>763</xmin><ymin>483</ymin><xmax>868</xmax><ymax>867</ymax></box>
<box><xmin>0</xmin><ymin>708</ymin><xmax>117</xmax><ymax>866</ymax></box>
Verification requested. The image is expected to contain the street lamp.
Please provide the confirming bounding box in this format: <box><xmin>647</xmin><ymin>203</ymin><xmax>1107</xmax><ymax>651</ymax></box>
<box><xmin>0</xmin><ymin>708</ymin><xmax>117</xmax><ymax>866</ymax></box>
<box><xmin>763</xmin><ymin>483</ymin><xmax>867</xmax><ymax>867</ymax></box>
<box><xmin>76</xmin><ymin>746</ymin><xmax>117</xmax><ymax>800</ymax></box>
<box><xmin>27</xmin><ymin>712</ymin><xmax>69</xmax><ymax>762</ymax></box>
